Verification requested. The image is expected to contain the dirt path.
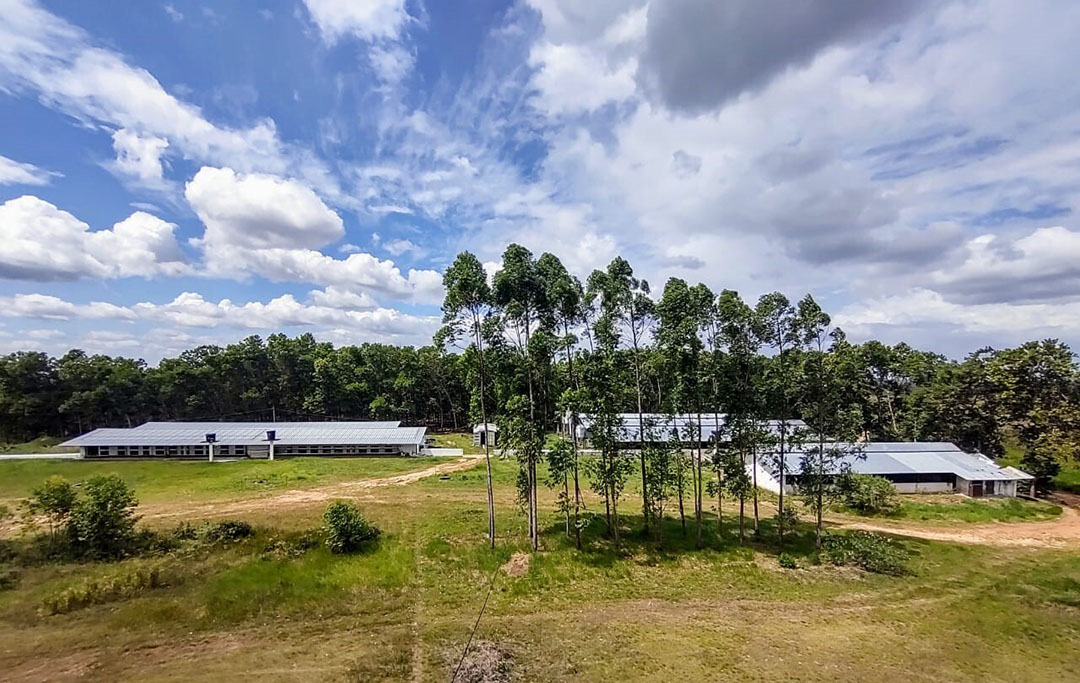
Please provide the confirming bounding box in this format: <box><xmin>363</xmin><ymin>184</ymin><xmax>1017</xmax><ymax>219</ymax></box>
<box><xmin>144</xmin><ymin>456</ymin><xmax>483</xmax><ymax>521</ymax></box>
<box><xmin>834</xmin><ymin>503</ymin><xmax>1080</xmax><ymax>548</ymax></box>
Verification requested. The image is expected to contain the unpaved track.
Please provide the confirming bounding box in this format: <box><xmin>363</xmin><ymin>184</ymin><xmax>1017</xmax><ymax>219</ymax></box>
<box><xmin>144</xmin><ymin>456</ymin><xmax>483</xmax><ymax>521</ymax></box>
<box><xmin>835</xmin><ymin>504</ymin><xmax>1080</xmax><ymax>548</ymax></box>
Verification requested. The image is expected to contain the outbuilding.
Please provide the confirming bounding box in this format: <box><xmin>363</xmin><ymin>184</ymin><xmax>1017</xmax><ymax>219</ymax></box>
<box><xmin>472</xmin><ymin>422</ymin><xmax>498</xmax><ymax>448</ymax></box>
<box><xmin>61</xmin><ymin>421</ymin><xmax>428</xmax><ymax>460</ymax></box>
<box><xmin>751</xmin><ymin>441</ymin><xmax>1035</xmax><ymax>497</ymax></box>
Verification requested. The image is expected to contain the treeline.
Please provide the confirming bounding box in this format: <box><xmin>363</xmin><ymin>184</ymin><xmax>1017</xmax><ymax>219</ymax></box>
<box><xmin>440</xmin><ymin>246</ymin><xmax>1080</xmax><ymax>551</ymax></box>
<box><xmin>0</xmin><ymin>335</ymin><xmax>469</xmax><ymax>440</ymax></box>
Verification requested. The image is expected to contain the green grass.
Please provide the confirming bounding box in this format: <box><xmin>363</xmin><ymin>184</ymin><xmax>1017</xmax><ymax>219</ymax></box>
<box><xmin>0</xmin><ymin>456</ymin><xmax>444</xmax><ymax>506</ymax></box>
<box><xmin>429</xmin><ymin>431</ymin><xmax>481</xmax><ymax>453</ymax></box>
<box><xmin>838</xmin><ymin>495</ymin><xmax>1063</xmax><ymax>523</ymax></box>
<box><xmin>1</xmin><ymin>458</ymin><xmax>1079</xmax><ymax>681</ymax></box>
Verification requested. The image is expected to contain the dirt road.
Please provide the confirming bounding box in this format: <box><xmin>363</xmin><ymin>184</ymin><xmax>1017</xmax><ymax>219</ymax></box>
<box><xmin>836</xmin><ymin>503</ymin><xmax>1080</xmax><ymax>548</ymax></box>
<box><xmin>144</xmin><ymin>456</ymin><xmax>483</xmax><ymax>521</ymax></box>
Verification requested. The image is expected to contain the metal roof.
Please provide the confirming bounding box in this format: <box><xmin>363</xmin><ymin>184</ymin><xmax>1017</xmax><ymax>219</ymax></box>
<box><xmin>62</xmin><ymin>421</ymin><xmax>425</xmax><ymax>447</ymax></box>
<box><xmin>779</xmin><ymin>442</ymin><xmax>1033</xmax><ymax>481</ymax></box>
<box><xmin>575</xmin><ymin>413</ymin><xmax>807</xmax><ymax>442</ymax></box>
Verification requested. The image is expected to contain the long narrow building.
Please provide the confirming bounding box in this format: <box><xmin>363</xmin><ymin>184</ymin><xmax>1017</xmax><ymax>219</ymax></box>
<box><xmin>62</xmin><ymin>421</ymin><xmax>428</xmax><ymax>459</ymax></box>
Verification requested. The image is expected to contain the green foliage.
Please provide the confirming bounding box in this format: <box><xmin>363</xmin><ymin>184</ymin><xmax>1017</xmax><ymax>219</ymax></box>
<box><xmin>777</xmin><ymin>552</ymin><xmax>799</xmax><ymax>570</ymax></box>
<box><xmin>323</xmin><ymin>501</ymin><xmax>380</xmax><ymax>554</ymax></box>
<box><xmin>838</xmin><ymin>474</ymin><xmax>899</xmax><ymax>515</ymax></box>
<box><xmin>821</xmin><ymin>531</ymin><xmax>911</xmax><ymax>576</ymax></box>
<box><xmin>26</xmin><ymin>475</ymin><xmax>77</xmax><ymax>532</ymax></box>
<box><xmin>201</xmin><ymin>520</ymin><xmax>255</xmax><ymax>543</ymax></box>
<box><xmin>66</xmin><ymin>474</ymin><xmax>139</xmax><ymax>560</ymax></box>
<box><xmin>41</xmin><ymin>565</ymin><xmax>167</xmax><ymax>615</ymax></box>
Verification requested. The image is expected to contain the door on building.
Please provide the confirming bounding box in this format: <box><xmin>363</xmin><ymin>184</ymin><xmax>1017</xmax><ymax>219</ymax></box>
<box><xmin>971</xmin><ymin>481</ymin><xmax>984</xmax><ymax>497</ymax></box>
<box><xmin>984</xmin><ymin>480</ymin><xmax>995</xmax><ymax>495</ymax></box>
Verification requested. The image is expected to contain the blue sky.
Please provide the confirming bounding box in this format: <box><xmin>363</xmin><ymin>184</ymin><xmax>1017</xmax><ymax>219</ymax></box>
<box><xmin>1</xmin><ymin>0</ymin><xmax>1079</xmax><ymax>361</ymax></box>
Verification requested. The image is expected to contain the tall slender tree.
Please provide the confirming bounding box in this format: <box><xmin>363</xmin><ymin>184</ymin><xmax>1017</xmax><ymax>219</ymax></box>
<box><xmin>440</xmin><ymin>252</ymin><xmax>498</xmax><ymax>548</ymax></box>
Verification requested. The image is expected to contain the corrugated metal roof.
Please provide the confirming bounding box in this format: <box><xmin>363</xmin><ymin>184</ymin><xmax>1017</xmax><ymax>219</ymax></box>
<box><xmin>61</xmin><ymin>421</ymin><xmax>424</xmax><ymax>447</ymax></box>
<box><xmin>779</xmin><ymin>442</ymin><xmax>1032</xmax><ymax>481</ymax></box>
<box><xmin>576</xmin><ymin>413</ymin><xmax>806</xmax><ymax>442</ymax></box>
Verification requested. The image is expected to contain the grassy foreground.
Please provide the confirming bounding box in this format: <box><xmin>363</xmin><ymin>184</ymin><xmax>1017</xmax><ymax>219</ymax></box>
<box><xmin>0</xmin><ymin>458</ymin><xmax>1078</xmax><ymax>681</ymax></box>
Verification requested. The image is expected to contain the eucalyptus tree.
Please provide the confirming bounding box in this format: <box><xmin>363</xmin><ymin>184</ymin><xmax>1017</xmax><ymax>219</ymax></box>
<box><xmin>538</xmin><ymin>253</ymin><xmax>586</xmax><ymax>549</ymax></box>
<box><xmin>657</xmin><ymin>278</ymin><xmax>706</xmax><ymax>546</ymax></box>
<box><xmin>755</xmin><ymin>292</ymin><xmax>800</xmax><ymax>548</ymax></box>
<box><xmin>440</xmin><ymin>252</ymin><xmax>499</xmax><ymax>548</ymax></box>
<box><xmin>641</xmin><ymin>416</ymin><xmax>676</xmax><ymax>547</ymax></box>
<box><xmin>586</xmin><ymin>258</ymin><xmax>656</xmax><ymax>534</ymax></box>
<box><xmin>717</xmin><ymin>290</ymin><xmax>765</xmax><ymax>535</ymax></box>
<box><xmin>796</xmin><ymin>295</ymin><xmax>857</xmax><ymax>548</ymax></box>
<box><xmin>493</xmin><ymin>244</ymin><xmax>549</xmax><ymax>551</ymax></box>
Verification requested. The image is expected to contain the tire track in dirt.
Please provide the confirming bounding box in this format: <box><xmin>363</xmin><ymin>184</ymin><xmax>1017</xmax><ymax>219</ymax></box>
<box><xmin>834</xmin><ymin>504</ymin><xmax>1080</xmax><ymax>548</ymax></box>
<box><xmin>144</xmin><ymin>456</ymin><xmax>483</xmax><ymax>521</ymax></box>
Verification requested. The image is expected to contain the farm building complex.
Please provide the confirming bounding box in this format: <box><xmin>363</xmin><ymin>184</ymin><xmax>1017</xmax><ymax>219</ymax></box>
<box><xmin>62</xmin><ymin>421</ymin><xmax>428</xmax><ymax>459</ymax></box>
<box><xmin>753</xmin><ymin>442</ymin><xmax>1035</xmax><ymax>498</ymax></box>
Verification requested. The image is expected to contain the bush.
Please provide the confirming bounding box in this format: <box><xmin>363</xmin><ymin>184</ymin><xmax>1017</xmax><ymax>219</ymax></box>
<box><xmin>67</xmin><ymin>475</ymin><xmax>139</xmax><ymax>560</ymax></box>
<box><xmin>822</xmin><ymin>531</ymin><xmax>910</xmax><ymax>576</ymax></box>
<box><xmin>41</xmin><ymin>566</ymin><xmax>166</xmax><ymax>615</ymax></box>
<box><xmin>202</xmin><ymin>520</ymin><xmax>254</xmax><ymax>543</ymax></box>
<box><xmin>25</xmin><ymin>476</ymin><xmax>77</xmax><ymax>545</ymax></box>
<box><xmin>777</xmin><ymin>552</ymin><xmax>799</xmax><ymax>570</ymax></box>
<box><xmin>775</xmin><ymin>505</ymin><xmax>799</xmax><ymax>536</ymax></box>
<box><xmin>263</xmin><ymin>529</ymin><xmax>323</xmax><ymax>558</ymax></box>
<box><xmin>323</xmin><ymin>502</ymin><xmax>380</xmax><ymax>554</ymax></box>
<box><xmin>839</xmin><ymin>474</ymin><xmax>898</xmax><ymax>515</ymax></box>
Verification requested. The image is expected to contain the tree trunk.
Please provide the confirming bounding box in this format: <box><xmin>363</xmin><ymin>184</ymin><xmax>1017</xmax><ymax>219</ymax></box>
<box><xmin>677</xmin><ymin>450</ymin><xmax>686</xmax><ymax>535</ymax></box>
<box><xmin>564</xmin><ymin>322</ymin><xmax>582</xmax><ymax>551</ymax></box>
<box><xmin>738</xmin><ymin>493</ymin><xmax>745</xmax><ymax>544</ymax></box>
<box><xmin>474</xmin><ymin>315</ymin><xmax>496</xmax><ymax>550</ymax></box>
<box><xmin>752</xmin><ymin>451</ymin><xmax>760</xmax><ymax>536</ymax></box>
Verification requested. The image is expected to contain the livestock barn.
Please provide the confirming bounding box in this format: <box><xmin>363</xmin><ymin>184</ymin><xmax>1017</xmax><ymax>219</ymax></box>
<box><xmin>751</xmin><ymin>441</ymin><xmax>1036</xmax><ymax>497</ymax></box>
<box><xmin>62</xmin><ymin>421</ymin><xmax>428</xmax><ymax>460</ymax></box>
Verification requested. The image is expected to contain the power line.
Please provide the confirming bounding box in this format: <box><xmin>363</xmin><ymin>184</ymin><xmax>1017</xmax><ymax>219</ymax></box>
<box><xmin>450</xmin><ymin>562</ymin><xmax>501</xmax><ymax>683</ymax></box>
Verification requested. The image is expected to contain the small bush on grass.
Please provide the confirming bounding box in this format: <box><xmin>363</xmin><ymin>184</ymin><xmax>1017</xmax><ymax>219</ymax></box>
<box><xmin>263</xmin><ymin>529</ymin><xmax>322</xmax><ymax>558</ymax></box>
<box><xmin>323</xmin><ymin>501</ymin><xmax>380</xmax><ymax>554</ymax></box>
<box><xmin>0</xmin><ymin>568</ymin><xmax>19</xmax><ymax>591</ymax></box>
<box><xmin>822</xmin><ymin>531</ymin><xmax>910</xmax><ymax>576</ymax></box>
<box><xmin>202</xmin><ymin>520</ymin><xmax>254</xmax><ymax>543</ymax></box>
<box><xmin>66</xmin><ymin>475</ymin><xmax>139</xmax><ymax>560</ymax></box>
<box><xmin>838</xmin><ymin>474</ymin><xmax>899</xmax><ymax>515</ymax></box>
<box><xmin>777</xmin><ymin>553</ymin><xmax>799</xmax><ymax>570</ymax></box>
<box><xmin>41</xmin><ymin>565</ymin><xmax>168</xmax><ymax>615</ymax></box>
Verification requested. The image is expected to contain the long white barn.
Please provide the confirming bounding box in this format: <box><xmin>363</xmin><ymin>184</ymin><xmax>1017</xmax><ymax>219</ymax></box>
<box><xmin>564</xmin><ymin>412</ymin><xmax>807</xmax><ymax>445</ymax></box>
<box><xmin>62</xmin><ymin>421</ymin><xmax>428</xmax><ymax>460</ymax></box>
<box><xmin>751</xmin><ymin>442</ymin><xmax>1035</xmax><ymax>498</ymax></box>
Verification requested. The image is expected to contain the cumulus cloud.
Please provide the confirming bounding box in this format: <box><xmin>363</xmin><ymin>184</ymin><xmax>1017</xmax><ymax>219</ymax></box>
<box><xmin>302</xmin><ymin>0</ymin><xmax>409</xmax><ymax>43</ymax></box>
<box><xmin>0</xmin><ymin>154</ymin><xmax>59</xmax><ymax>186</ymax></box>
<box><xmin>0</xmin><ymin>293</ymin><xmax>136</xmax><ymax>321</ymax></box>
<box><xmin>308</xmin><ymin>285</ymin><xmax>379</xmax><ymax>311</ymax></box>
<box><xmin>637</xmin><ymin>0</ymin><xmax>926</xmax><ymax>112</ymax></box>
<box><xmin>0</xmin><ymin>195</ymin><xmax>188</xmax><ymax>281</ymax></box>
<box><xmin>185</xmin><ymin>166</ymin><xmax>344</xmax><ymax>250</ymax></box>
<box><xmin>110</xmin><ymin>128</ymin><xmax>169</xmax><ymax>186</ymax></box>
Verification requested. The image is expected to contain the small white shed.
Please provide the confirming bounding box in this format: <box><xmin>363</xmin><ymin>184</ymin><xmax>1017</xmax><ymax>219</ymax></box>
<box><xmin>472</xmin><ymin>423</ymin><xmax>499</xmax><ymax>447</ymax></box>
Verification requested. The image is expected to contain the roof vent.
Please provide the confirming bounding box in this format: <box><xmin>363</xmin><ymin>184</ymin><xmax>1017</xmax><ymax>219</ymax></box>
<box><xmin>266</xmin><ymin>429</ymin><xmax>277</xmax><ymax>441</ymax></box>
<box><xmin>205</xmin><ymin>432</ymin><xmax>216</xmax><ymax>443</ymax></box>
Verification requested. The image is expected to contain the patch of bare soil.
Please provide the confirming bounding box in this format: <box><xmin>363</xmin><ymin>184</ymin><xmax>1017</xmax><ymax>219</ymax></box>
<box><xmin>450</xmin><ymin>640</ymin><xmax>513</xmax><ymax>683</ymax></box>
<box><xmin>4</xmin><ymin>650</ymin><xmax>98</xmax><ymax>682</ymax></box>
<box><xmin>501</xmin><ymin>551</ymin><xmax>531</xmax><ymax>578</ymax></box>
<box><xmin>144</xmin><ymin>456</ymin><xmax>483</xmax><ymax>521</ymax></box>
<box><xmin>836</xmin><ymin>504</ymin><xmax>1080</xmax><ymax>548</ymax></box>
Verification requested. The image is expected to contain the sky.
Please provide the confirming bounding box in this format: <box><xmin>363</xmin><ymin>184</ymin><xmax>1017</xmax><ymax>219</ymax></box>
<box><xmin>1</xmin><ymin>0</ymin><xmax>1079</xmax><ymax>362</ymax></box>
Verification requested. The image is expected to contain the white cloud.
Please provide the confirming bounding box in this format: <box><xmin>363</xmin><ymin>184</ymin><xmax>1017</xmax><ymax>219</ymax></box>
<box><xmin>0</xmin><ymin>195</ymin><xmax>188</xmax><ymax>281</ymax></box>
<box><xmin>0</xmin><ymin>0</ymin><xmax>341</xmax><ymax>199</ymax></box>
<box><xmin>302</xmin><ymin>0</ymin><xmax>409</xmax><ymax>43</ymax></box>
<box><xmin>0</xmin><ymin>293</ymin><xmax>136</xmax><ymax>321</ymax></box>
<box><xmin>383</xmin><ymin>238</ymin><xmax>419</xmax><ymax>256</ymax></box>
<box><xmin>185</xmin><ymin>166</ymin><xmax>344</xmax><ymax>251</ymax></box>
<box><xmin>308</xmin><ymin>285</ymin><xmax>379</xmax><ymax>310</ymax></box>
<box><xmin>110</xmin><ymin>128</ymin><xmax>169</xmax><ymax>186</ymax></box>
<box><xmin>0</xmin><ymin>154</ymin><xmax>59</xmax><ymax>185</ymax></box>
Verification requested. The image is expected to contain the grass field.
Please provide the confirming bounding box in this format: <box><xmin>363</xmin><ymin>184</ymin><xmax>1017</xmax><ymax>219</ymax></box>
<box><xmin>0</xmin><ymin>457</ymin><xmax>444</xmax><ymax>507</ymax></box>
<box><xmin>836</xmin><ymin>494</ymin><xmax>1062</xmax><ymax>524</ymax></box>
<box><xmin>0</xmin><ymin>436</ymin><xmax>75</xmax><ymax>454</ymax></box>
<box><xmin>1</xmin><ymin>457</ymin><xmax>1078</xmax><ymax>681</ymax></box>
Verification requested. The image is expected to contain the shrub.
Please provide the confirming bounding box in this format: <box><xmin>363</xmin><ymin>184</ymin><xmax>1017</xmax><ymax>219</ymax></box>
<box><xmin>41</xmin><ymin>566</ymin><xmax>166</xmax><ymax>615</ymax></box>
<box><xmin>775</xmin><ymin>505</ymin><xmax>799</xmax><ymax>536</ymax></box>
<box><xmin>66</xmin><ymin>475</ymin><xmax>139</xmax><ymax>560</ymax></box>
<box><xmin>777</xmin><ymin>552</ymin><xmax>799</xmax><ymax>570</ymax></box>
<box><xmin>822</xmin><ymin>531</ymin><xmax>910</xmax><ymax>576</ymax></box>
<box><xmin>25</xmin><ymin>476</ymin><xmax>77</xmax><ymax>544</ymax></box>
<box><xmin>0</xmin><ymin>568</ymin><xmax>19</xmax><ymax>591</ymax></box>
<box><xmin>323</xmin><ymin>502</ymin><xmax>380</xmax><ymax>554</ymax></box>
<box><xmin>202</xmin><ymin>520</ymin><xmax>254</xmax><ymax>543</ymax></box>
<box><xmin>263</xmin><ymin>529</ymin><xmax>323</xmax><ymax>558</ymax></box>
<box><xmin>839</xmin><ymin>474</ymin><xmax>898</xmax><ymax>515</ymax></box>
